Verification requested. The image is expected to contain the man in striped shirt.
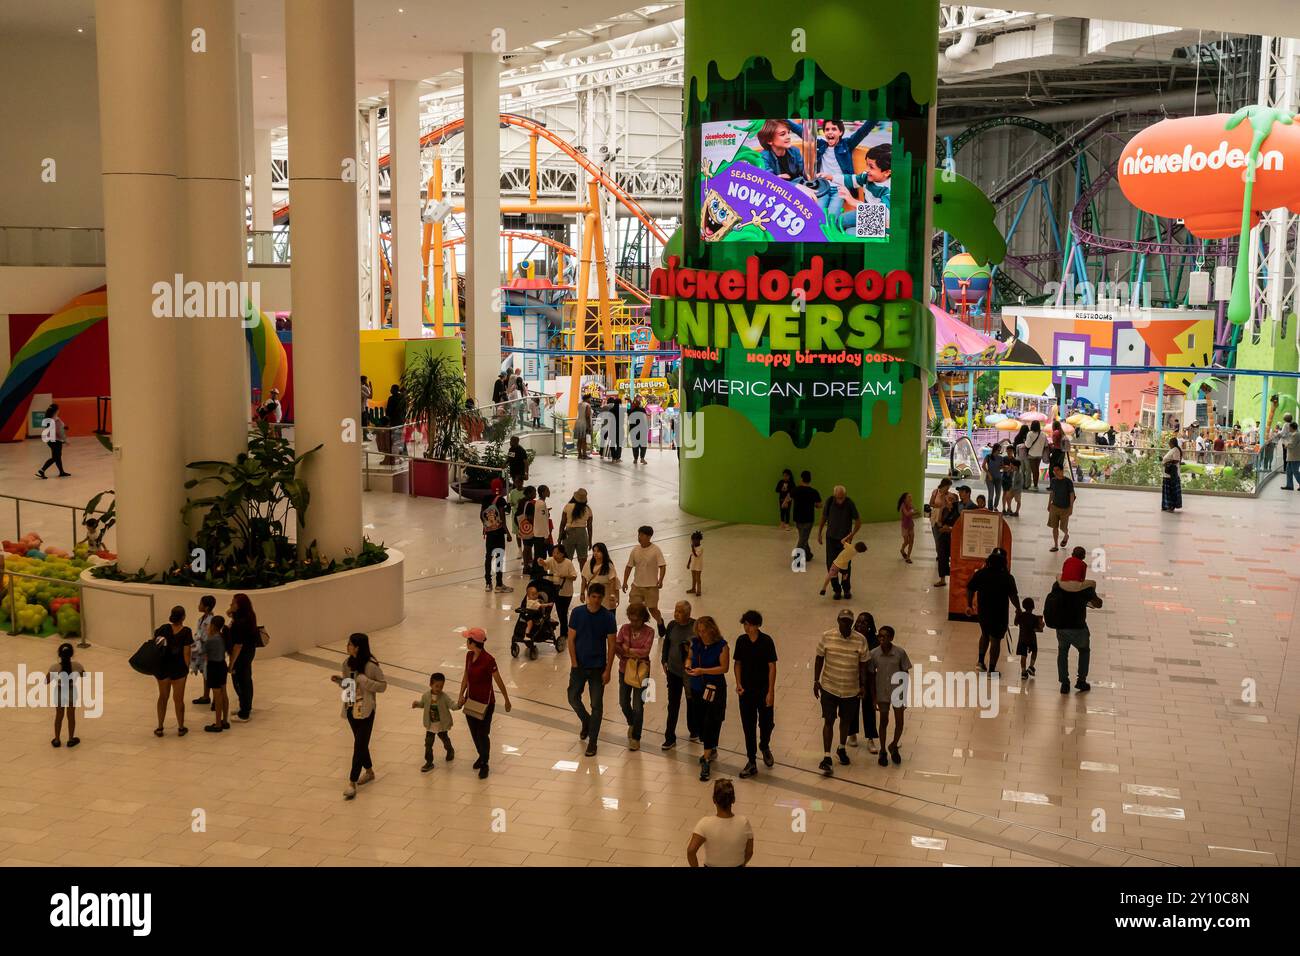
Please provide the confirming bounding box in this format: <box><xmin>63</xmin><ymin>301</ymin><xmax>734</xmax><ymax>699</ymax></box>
<box><xmin>813</xmin><ymin>608</ymin><xmax>868</xmax><ymax>776</ymax></box>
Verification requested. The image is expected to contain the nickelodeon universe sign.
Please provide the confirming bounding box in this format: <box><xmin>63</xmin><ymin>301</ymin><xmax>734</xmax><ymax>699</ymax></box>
<box><xmin>1122</xmin><ymin>141</ymin><xmax>1284</xmax><ymax>177</ymax></box>
<box><xmin>649</xmin><ymin>255</ymin><xmax>920</xmax><ymax>354</ymax></box>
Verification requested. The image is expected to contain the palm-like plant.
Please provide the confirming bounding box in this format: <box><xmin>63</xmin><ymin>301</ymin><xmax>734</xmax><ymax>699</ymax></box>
<box><xmin>181</xmin><ymin>422</ymin><xmax>322</xmax><ymax>574</ymax></box>
<box><xmin>401</xmin><ymin>351</ymin><xmax>471</xmax><ymax>461</ymax></box>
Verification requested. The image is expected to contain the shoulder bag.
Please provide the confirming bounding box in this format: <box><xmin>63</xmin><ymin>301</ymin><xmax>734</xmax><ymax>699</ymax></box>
<box><xmin>623</xmin><ymin>657</ymin><xmax>650</xmax><ymax>688</ymax></box>
<box><xmin>257</xmin><ymin>625</ymin><xmax>271</xmax><ymax>648</ymax></box>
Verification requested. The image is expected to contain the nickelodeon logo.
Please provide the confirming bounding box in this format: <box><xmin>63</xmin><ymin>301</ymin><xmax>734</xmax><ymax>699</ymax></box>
<box><xmin>1121</xmin><ymin>142</ymin><xmax>1282</xmax><ymax>176</ymax></box>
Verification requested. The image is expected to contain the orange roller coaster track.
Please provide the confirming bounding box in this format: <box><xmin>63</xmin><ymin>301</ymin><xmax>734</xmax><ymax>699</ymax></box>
<box><xmin>273</xmin><ymin>112</ymin><xmax>669</xmax><ymax>246</ymax></box>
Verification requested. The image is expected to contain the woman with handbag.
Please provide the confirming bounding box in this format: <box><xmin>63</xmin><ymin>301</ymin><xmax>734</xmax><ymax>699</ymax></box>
<box><xmin>1161</xmin><ymin>437</ymin><xmax>1184</xmax><ymax>512</ymax></box>
<box><xmin>456</xmin><ymin>627</ymin><xmax>512</xmax><ymax>779</ymax></box>
<box><xmin>615</xmin><ymin>603</ymin><xmax>655</xmax><ymax>751</ymax></box>
<box><xmin>153</xmin><ymin>606</ymin><xmax>192</xmax><ymax>737</ymax></box>
<box><xmin>686</xmin><ymin>615</ymin><xmax>731</xmax><ymax>782</ymax></box>
<box><xmin>332</xmin><ymin>633</ymin><xmax>387</xmax><ymax>800</ymax></box>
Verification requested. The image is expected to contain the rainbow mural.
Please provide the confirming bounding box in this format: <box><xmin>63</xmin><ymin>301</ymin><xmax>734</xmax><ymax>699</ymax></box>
<box><xmin>0</xmin><ymin>289</ymin><xmax>108</xmax><ymax>441</ymax></box>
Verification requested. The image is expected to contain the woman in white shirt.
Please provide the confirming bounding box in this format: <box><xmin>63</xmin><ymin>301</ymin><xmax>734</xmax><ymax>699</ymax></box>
<box><xmin>1024</xmin><ymin>421</ymin><xmax>1047</xmax><ymax>491</ymax></box>
<box><xmin>541</xmin><ymin>544</ymin><xmax>578</xmax><ymax>629</ymax></box>
<box><xmin>582</xmin><ymin>543</ymin><xmax>621</xmax><ymax>610</ymax></box>
<box><xmin>1161</xmin><ymin>437</ymin><xmax>1184</xmax><ymax>513</ymax></box>
<box><xmin>687</xmin><ymin>779</ymin><xmax>753</xmax><ymax>867</ymax></box>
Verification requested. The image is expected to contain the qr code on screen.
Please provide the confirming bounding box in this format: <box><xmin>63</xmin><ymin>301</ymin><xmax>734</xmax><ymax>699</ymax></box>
<box><xmin>855</xmin><ymin>203</ymin><xmax>888</xmax><ymax>238</ymax></box>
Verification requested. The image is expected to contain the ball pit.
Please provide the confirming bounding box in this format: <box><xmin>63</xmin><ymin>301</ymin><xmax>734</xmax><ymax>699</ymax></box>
<box><xmin>0</xmin><ymin>533</ymin><xmax>101</xmax><ymax>636</ymax></box>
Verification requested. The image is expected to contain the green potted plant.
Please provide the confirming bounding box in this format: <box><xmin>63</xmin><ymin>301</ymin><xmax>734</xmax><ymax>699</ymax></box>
<box><xmin>402</xmin><ymin>351</ymin><xmax>470</xmax><ymax>498</ymax></box>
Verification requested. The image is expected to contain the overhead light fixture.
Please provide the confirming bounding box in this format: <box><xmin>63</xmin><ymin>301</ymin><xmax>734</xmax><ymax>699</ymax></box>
<box><xmin>76</xmin><ymin>27</ymin><xmax>84</xmax><ymax>33</ymax></box>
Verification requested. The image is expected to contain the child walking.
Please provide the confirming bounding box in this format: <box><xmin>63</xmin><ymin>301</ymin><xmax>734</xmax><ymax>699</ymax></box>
<box><xmin>1001</xmin><ymin>458</ymin><xmax>1021</xmax><ymax>516</ymax></box>
<box><xmin>820</xmin><ymin>541</ymin><xmax>867</xmax><ymax>596</ymax></box>
<box><xmin>412</xmin><ymin>672</ymin><xmax>456</xmax><ymax>771</ymax></box>
<box><xmin>1015</xmin><ymin>598</ymin><xmax>1043</xmax><ymax>680</ymax></box>
<box><xmin>686</xmin><ymin>531</ymin><xmax>704</xmax><ymax>595</ymax></box>
<box><xmin>896</xmin><ymin>492</ymin><xmax>915</xmax><ymax>563</ymax></box>
<box><xmin>48</xmin><ymin>642</ymin><xmax>83</xmax><ymax>748</ymax></box>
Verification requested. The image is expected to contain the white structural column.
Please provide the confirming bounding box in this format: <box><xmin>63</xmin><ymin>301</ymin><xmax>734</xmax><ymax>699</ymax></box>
<box><xmin>252</xmin><ymin>128</ymin><xmax>274</xmax><ymax>232</ymax></box>
<box><xmin>388</xmin><ymin>79</ymin><xmax>424</xmax><ymax>338</ymax></box>
<box><xmin>95</xmin><ymin>0</ymin><xmax>187</xmax><ymax>573</ymax></box>
<box><xmin>463</xmin><ymin>52</ymin><xmax>502</xmax><ymax>404</ymax></box>
<box><xmin>284</xmin><ymin>0</ymin><xmax>363</xmax><ymax>559</ymax></box>
<box><xmin>181</xmin><ymin>0</ymin><xmax>250</xmax><ymax>472</ymax></box>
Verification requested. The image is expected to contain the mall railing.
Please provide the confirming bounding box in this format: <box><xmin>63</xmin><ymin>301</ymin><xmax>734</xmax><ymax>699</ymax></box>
<box><xmin>0</xmin><ymin>493</ymin><xmax>113</xmax><ymax>555</ymax></box>
<box><xmin>0</xmin><ymin>226</ymin><xmax>106</xmax><ymax>267</ymax></box>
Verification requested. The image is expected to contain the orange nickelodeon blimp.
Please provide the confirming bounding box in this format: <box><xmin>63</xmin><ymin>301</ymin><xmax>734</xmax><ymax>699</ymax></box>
<box><xmin>1117</xmin><ymin>113</ymin><xmax>1300</xmax><ymax>238</ymax></box>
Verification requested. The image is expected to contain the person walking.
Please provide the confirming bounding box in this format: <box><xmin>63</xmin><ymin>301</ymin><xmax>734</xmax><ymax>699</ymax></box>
<box><xmin>774</xmin><ymin>469</ymin><xmax>795</xmax><ymax>529</ymax></box>
<box><xmin>660</xmin><ymin>600</ymin><xmax>697</xmax><ymax>749</ymax></box>
<box><xmin>733</xmin><ymin>610</ymin><xmax>778</xmax><ymax>778</ymax></box>
<box><xmin>897</xmin><ymin>492</ymin><xmax>915</xmax><ymax>563</ymax></box>
<box><xmin>456</xmin><ymin>628</ymin><xmax>511</xmax><ymax>778</ymax></box>
<box><xmin>933</xmin><ymin>490</ymin><xmax>960</xmax><ymax>588</ymax></box>
<box><xmin>333</xmin><ymin>633</ymin><xmax>387</xmax><ymax>798</ymax></box>
<box><xmin>226</xmin><ymin>593</ymin><xmax>259</xmax><ymax>721</ymax></box>
<box><xmin>964</xmin><ymin>548</ymin><xmax>1020</xmax><ymax>675</ymax></box>
<box><xmin>687</xmin><ymin>779</ymin><xmax>753</xmax><ymax>867</ymax></box>
<box><xmin>1013</xmin><ymin>424</ymin><xmax>1030</xmax><ymax>487</ymax></box>
<box><xmin>790</xmin><ymin>470</ymin><xmax>822</xmax><ymax>562</ymax></box>
<box><xmin>927</xmin><ymin>477</ymin><xmax>952</xmax><ymax>552</ymax></box>
<box><xmin>480</xmin><ymin>478</ymin><xmax>513</xmax><ymax>592</ymax></box>
<box><xmin>413</xmin><ymin>672</ymin><xmax>455</xmax><ymax>772</ymax></box>
<box><xmin>687</xmin><ymin>615</ymin><xmax>730</xmax><ymax>782</ymax></box>
<box><xmin>615</xmin><ymin>603</ymin><xmax>655</xmax><ymax>750</ymax></box>
<box><xmin>627</xmin><ymin>396</ymin><xmax>650</xmax><ymax>463</ymax></box>
<box><xmin>1282</xmin><ymin>422</ymin><xmax>1300</xmax><ymax>490</ymax></box>
<box><xmin>558</xmin><ymin>488</ymin><xmax>593</xmax><ymax>569</ymax></box>
<box><xmin>541</xmin><ymin>543</ymin><xmax>578</xmax><ymax>630</ymax></box>
<box><xmin>1046</xmin><ymin>558</ymin><xmax>1103</xmax><ymax>694</ymax></box>
<box><xmin>848</xmin><ymin>611</ymin><xmax>880</xmax><ymax>753</ymax></box>
<box><xmin>814</xmin><ymin>609</ymin><xmax>868</xmax><ymax>776</ymax></box>
<box><xmin>190</xmin><ymin>595</ymin><xmax>215</xmax><ymax>705</ymax></box>
<box><xmin>817</xmin><ymin>485</ymin><xmax>862</xmax><ymax>600</ymax></box>
<box><xmin>1046</xmin><ymin>462</ymin><xmax>1075</xmax><ymax>552</ymax></box>
<box><xmin>868</xmin><ymin>626</ymin><xmax>912</xmax><ymax>766</ymax></box>
<box><xmin>581</xmin><ymin>542</ymin><xmax>620</xmax><ymax>609</ymax></box>
<box><xmin>35</xmin><ymin>403</ymin><xmax>71</xmax><ymax>478</ymax></box>
<box><xmin>153</xmin><ymin>606</ymin><xmax>192</xmax><ymax>737</ymax></box>
<box><xmin>622</xmin><ymin>525</ymin><xmax>667</xmax><ymax>632</ymax></box>
<box><xmin>567</xmin><ymin>583</ymin><xmax>618</xmax><ymax>757</ymax></box>
<box><xmin>982</xmin><ymin>442</ymin><xmax>1003</xmax><ymax>512</ymax></box>
<box><xmin>1025</xmin><ymin>421</ymin><xmax>1047</xmax><ymax>490</ymax></box>
<box><xmin>573</xmin><ymin>396</ymin><xmax>593</xmax><ymax>459</ymax></box>
<box><xmin>1161</xmin><ymin>436</ymin><xmax>1184</xmax><ymax>511</ymax></box>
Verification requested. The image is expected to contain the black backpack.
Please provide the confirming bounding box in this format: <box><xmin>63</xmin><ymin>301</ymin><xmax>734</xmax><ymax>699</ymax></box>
<box><xmin>1042</xmin><ymin>584</ymin><xmax>1064</xmax><ymax>629</ymax></box>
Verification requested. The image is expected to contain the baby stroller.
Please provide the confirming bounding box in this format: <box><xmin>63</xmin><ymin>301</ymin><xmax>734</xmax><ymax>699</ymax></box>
<box><xmin>510</xmin><ymin>577</ymin><xmax>565</xmax><ymax>659</ymax></box>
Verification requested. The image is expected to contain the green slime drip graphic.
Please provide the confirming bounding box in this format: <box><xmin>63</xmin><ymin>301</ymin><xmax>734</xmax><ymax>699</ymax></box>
<box><xmin>685</xmin><ymin>0</ymin><xmax>938</xmax><ymax>107</ymax></box>
<box><xmin>1226</xmin><ymin>105</ymin><xmax>1295</xmax><ymax>325</ymax></box>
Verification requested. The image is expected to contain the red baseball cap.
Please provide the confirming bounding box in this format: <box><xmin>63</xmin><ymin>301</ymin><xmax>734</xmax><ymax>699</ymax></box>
<box><xmin>464</xmin><ymin>627</ymin><xmax>488</xmax><ymax>644</ymax></box>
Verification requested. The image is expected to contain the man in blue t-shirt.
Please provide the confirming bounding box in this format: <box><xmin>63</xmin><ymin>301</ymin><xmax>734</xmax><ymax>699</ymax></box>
<box><xmin>567</xmin><ymin>583</ymin><xmax>618</xmax><ymax>757</ymax></box>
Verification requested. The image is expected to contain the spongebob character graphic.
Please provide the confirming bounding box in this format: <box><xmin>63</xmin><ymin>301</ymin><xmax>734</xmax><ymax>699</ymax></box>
<box><xmin>701</xmin><ymin>188</ymin><xmax>742</xmax><ymax>242</ymax></box>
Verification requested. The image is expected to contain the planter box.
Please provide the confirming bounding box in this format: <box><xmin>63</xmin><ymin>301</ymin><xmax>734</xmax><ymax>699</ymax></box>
<box><xmin>78</xmin><ymin>549</ymin><xmax>405</xmax><ymax>658</ymax></box>
<box><xmin>410</xmin><ymin>458</ymin><xmax>449</xmax><ymax>498</ymax></box>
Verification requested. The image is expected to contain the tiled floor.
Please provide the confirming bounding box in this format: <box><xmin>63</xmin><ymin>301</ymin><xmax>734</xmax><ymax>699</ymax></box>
<box><xmin>1</xmin><ymin>436</ymin><xmax>1297</xmax><ymax>867</ymax></box>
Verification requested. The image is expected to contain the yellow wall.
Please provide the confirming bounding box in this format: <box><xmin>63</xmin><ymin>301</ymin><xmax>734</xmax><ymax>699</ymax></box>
<box><xmin>359</xmin><ymin>330</ymin><xmax>408</xmax><ymax>398</ymax></box>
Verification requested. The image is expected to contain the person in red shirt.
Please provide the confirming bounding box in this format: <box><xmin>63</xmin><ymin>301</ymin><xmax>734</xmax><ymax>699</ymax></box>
<box><xmin>456</xmin><ymin>628</ymin><xmax>512</xmax><ymax>779</ymax></box>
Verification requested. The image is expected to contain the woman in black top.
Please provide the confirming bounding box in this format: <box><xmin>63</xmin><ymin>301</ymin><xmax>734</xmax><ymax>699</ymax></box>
<box><xmin>934</xmin><ymin>493</ymin><xmax>960</xmax><ymax>587</ymax></box>
<box><xmin>226</xmin><ymin>593</ymin><xmax>259</xmax><ymax>721</ymax></box>
<box><xmin>154</xmin><ymin>605</ymin><xmax>192</xmax><ymax>737</ymax></box>
<box><xmin>775</xmin><ymin>469</ymin><xmax>794</xmax><ymax>529</ymax></box>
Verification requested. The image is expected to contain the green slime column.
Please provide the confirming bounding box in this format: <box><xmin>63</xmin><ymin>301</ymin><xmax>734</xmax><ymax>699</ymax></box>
<box><xmin>667</xmin><ymin>0</ymin><xmax>939</xmax><ymax>524</ymax></box>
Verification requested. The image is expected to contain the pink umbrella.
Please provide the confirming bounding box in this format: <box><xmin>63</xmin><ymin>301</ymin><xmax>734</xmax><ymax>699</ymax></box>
<box><xmin>1019</xmin><ymin>411</ymin><xmax>1049</xmax><ymax>422</ymax></box>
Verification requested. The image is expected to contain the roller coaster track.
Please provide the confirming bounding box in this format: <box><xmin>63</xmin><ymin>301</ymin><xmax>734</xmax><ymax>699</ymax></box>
<box><xmin>274</xmin><ymin>113</ymin><xmax>668</xmax><ymax>246</ymax></box>
<box><xmin>1068</xmin><ymin>163</ymin><xmax>1230</xmax><ymax>258</ymax></box>
<box><xmin>443</xmin><ymin>230</ymin><xmax>651</xmax><ymax>303</ymax></box>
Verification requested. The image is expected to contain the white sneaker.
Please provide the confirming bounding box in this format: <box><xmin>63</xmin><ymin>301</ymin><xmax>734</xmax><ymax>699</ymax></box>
<box><xmin>867</xmin><ymin>738</ymin><xmax>879</xmax><ymax>754</ymax></box>
<box><xmin>847</xmin><ymin>734</ymin><xmax>859</xmax><ymax>748</ymax></box>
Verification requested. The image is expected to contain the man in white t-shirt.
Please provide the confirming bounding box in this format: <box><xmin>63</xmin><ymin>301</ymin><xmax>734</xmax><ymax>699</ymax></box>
<box><xmin>623</xmin><ymin>525</ymin><xmax>667</xmax><ymax>630</ymax></box>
